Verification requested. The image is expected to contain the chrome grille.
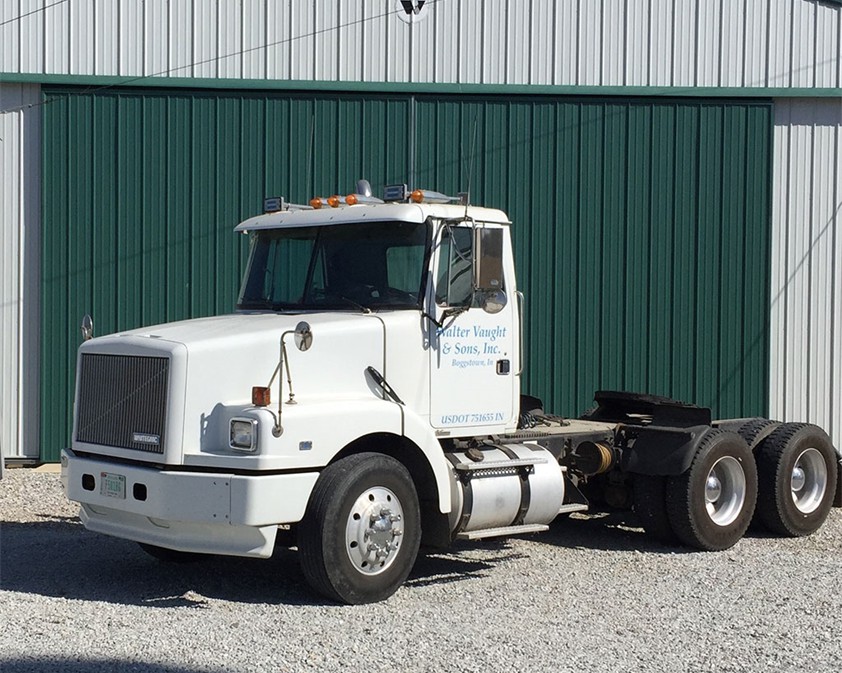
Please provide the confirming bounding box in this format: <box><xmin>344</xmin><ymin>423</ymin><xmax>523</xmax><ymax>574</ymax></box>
<box><xmin>76</xmin><ymin>353</ymin><xmax>169</xmax><ymax>453</ymax></box>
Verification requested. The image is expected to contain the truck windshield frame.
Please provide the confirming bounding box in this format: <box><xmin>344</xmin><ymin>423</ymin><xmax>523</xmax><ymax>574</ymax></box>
<box><xmin>237</xmin><ymin>220</ymin><xmax>432</xmax><ymax>312</ymax></box>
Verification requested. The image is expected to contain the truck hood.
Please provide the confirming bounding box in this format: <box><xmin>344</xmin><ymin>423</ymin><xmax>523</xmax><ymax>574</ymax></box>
<box><xmin>81</xmin><ymin>311</ymin><xmax>389</xmax><ymax>408</ymax></box>
<box><xmin>113</xmin><ymin>311</ymin><xmax>370</xmax><ymax>351</ymax></box>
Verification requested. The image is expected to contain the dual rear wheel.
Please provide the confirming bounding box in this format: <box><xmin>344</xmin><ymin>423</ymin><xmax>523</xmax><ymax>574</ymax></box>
<box><xmin>633</xmin><ymin>423</ymin><xmax>837</xmax><ymax>550</ymax></box>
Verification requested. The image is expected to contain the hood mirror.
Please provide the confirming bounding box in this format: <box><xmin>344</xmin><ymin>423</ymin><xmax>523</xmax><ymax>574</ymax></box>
<box><xmin>294</xmin><ymin>321</ymin><xmax>313</xmax><ymax>351</ymax></box>
<box><xmin>80</xmin><ymin>314</ymin><xmax>94</xmax><ymax>341</ymax></box>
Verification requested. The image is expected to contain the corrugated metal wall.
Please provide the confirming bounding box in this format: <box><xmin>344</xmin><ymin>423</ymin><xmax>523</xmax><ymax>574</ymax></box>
<box><xmin>39</xmin><ymin>89</ymin><xmax>772</xmax><ymax>461</ymax></box>
<box><xmin>414</xmin><ymin>97</ymin><xmax>773</xmax><ymax>421</ymax></box>
<box><xmin>0</xmin><ymin>82</ymin><xmax>40</xmax><ymax>462</ymax></box>
<box><xmin>770</xmin><ymin>98</ymin><xmax>842</xmax><ymax>450</ymax></box>
<box><xmin>2</xmin><ymin>1</ymin><xmax>839</xmax><ymax>89</ymax></box>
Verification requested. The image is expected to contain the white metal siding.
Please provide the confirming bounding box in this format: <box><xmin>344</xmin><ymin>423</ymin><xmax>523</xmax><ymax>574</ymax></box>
<box><xmin>1</xmin><ymin>0</ymin><xmax>839</xmax><ymax>89</ymax></box>
<box><xmin>0</xmin><ymin>83</ymin><xmax>40</xmax><ymax>461</ymax></box>
<box><xmin>770</xmin><ymin>98</ymin><xmax>842</xmax><ymax>451</ymax></box>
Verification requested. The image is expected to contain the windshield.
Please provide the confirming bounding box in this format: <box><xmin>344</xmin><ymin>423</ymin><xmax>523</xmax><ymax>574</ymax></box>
<box><xmin>237</xmin><ymin>221</ymin><xmax>430</xmax><ymax>311</ymax></box>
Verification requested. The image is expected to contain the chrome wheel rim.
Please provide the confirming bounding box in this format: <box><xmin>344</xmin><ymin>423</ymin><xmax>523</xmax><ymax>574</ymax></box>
<box><xmin>704</xmin><ymin>456</ymin><xmax>746</xmax><ymax>526</ymax></box>
<box><xmin>790</xmin><ymin>448</ymin><xmax>827</xmax><ymax>514</ymax></box>
<box><xmin>345</xmin><ymin>486</ymin><xmax>404</xmax><ymax>575</ymax></box>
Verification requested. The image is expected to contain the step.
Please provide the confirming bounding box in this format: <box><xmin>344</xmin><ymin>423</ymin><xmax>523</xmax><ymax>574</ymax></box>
<box><xmin>452</xmin><ymin>457</ymin><xmax>547</xmax><ymax>472</ymax></box>
<box><xmin>557</xmin><ymin>503</ymin><xmax>589</xmax><ymax>514</ymax></box>
<box><xmin>455</xmin><ymin>523</ymin><xmax>549</xmax><ymax>540</ymax></box>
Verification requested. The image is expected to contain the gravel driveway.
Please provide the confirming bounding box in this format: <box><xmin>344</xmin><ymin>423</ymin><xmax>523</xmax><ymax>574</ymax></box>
<box><xmin>1</xmin><ymin>468</ymin><xmax>840</xmax><ymax>673</ymax></box>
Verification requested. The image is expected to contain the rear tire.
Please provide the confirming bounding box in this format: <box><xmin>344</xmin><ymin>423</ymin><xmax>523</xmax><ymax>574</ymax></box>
<box><xmin>632</xmin><ymin>475</ymin><xmax>677</xmax><ymax>543</ymax></box>
<box><xmin>298</xmin><ymin>453</ymin><xmax>421</xmax><ymax>604</ymax></box>
<box><xmin>754</xmin><ymin>423</ymin><xmax>837</xmax><ymax>536</ymax></box>
<box><xmin>666</xmin><ymin>430</ymin><xmax>757</xmax><ymax>551</ymax></box>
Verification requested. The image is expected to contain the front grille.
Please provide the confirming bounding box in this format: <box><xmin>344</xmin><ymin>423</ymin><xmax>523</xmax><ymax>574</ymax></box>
<box><xmin>76</xmin><ymin>353</ymin><xmax>169</xmax><ymax>454</ymax></box>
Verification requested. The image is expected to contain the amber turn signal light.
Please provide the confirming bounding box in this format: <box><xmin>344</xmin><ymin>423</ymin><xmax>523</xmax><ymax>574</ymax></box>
<box><xmin>252</xmin><ymin>386</ymin><xmax>271</xmax><ymax>407</ymax></box>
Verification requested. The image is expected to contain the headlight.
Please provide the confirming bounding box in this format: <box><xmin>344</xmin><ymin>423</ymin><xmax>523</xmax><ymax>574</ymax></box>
<box><xmin>230</xmin><ymin>418</ymin><xmax>258</xmax><ymax>452</ymax></box>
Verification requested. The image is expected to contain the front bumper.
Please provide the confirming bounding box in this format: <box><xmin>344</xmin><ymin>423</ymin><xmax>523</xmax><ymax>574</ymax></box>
<box><xmin>61</xmin><ymin>449</ymin><xmax>319</xmax><ymax>558</ymax></box>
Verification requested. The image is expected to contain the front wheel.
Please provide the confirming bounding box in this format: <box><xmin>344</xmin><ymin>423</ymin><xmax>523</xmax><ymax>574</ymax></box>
<box><xmin>754</xmin><ymin>423</ymin><xmax>838</xmax><ymax>536</ymax></box>
<box><xmin>666</xmin><ymin>431</ymin><xmax>757</xmax><ymax>551</ymax></box>
<box><xmin>298</xmin><ymin>453</ymin><xmax>421</xmax><ymax>604</ymax></box>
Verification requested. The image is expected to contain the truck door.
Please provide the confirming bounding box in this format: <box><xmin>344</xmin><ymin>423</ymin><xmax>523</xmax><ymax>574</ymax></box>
<box><xmin>429</xmin><ymin>222</ymin><xmax>519</xmax><ymax>433</ymax></box>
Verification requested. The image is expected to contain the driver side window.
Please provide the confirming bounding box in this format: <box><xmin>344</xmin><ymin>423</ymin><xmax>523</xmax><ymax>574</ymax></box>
<box><xmin>436</xmin><ymin>227</ymin><xmax>473</xmax><ymax>307</ymax></box>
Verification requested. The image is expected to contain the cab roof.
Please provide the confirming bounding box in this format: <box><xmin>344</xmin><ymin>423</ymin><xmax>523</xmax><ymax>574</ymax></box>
<box><xmin>235</xmin><ymin>202</ymin><xmax>511</xmax><ymax>232</ymax></box>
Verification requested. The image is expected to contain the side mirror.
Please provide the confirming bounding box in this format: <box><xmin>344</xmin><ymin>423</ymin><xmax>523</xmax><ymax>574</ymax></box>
<box><xmin>473</xmin><ymin>228</ymin><xmax>506</xmax><ymax>313</ymax></box>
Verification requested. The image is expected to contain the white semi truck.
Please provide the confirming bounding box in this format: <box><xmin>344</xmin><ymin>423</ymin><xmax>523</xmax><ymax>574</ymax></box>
<box><xmin>62</xmin><ymin>182</ymin><xmax>842</xmax><ymax>604</ymax></box>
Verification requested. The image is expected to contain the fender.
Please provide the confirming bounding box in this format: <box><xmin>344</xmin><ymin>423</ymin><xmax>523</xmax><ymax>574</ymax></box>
<box><xmin>398</xmin><ymin>404</ymin><xmax>454</xmax><ymax>514</ymax></box>
<box><xmin>248</xmin><ymin>397</ymin><xmax>453</xmax><ymax>515</ymax></box>
<box><xmin>619</xmin><ymin>424</ymin><xmax>712</xmax><ymax>476</ymax></box>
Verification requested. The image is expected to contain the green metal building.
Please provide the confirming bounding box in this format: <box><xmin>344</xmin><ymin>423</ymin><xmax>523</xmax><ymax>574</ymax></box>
<box><xmin>1</xmin><ymin>1</ymin><xmax>840</xmax><ymax>463</ymax></box>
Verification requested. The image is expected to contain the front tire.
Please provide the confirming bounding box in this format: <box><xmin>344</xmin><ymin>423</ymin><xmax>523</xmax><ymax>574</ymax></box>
<box><xmin>298</xmin><ymin>453</ymin><xmax>421</xmax><ymax>604</ymax></box>
<box><xmin>754</xmin><ymin>423</ymin><xmax>837</xmax><ymax>536</ymax></box>
<box><xmin>666</xmin><ymin>430</ymin><xmax>757</xmax><ymax>551</ymax></box>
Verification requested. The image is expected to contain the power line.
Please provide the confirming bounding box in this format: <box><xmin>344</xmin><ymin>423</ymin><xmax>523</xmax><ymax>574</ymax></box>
<box><xmin>0</xmin><ymin>0</ymin><xmax>69</xmax><ymax>28</ymax></box>
<box><xmin>0</xmin><ymin>0</ymin><xmax>441</xmax><ymax>115</ymax></box>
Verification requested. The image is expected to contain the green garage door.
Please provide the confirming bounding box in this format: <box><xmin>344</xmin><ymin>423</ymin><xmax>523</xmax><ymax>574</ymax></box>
<box><xmin>40</xmin><ymin>88</ymin><xmax>771</xmax><ymax>460</ymax></box>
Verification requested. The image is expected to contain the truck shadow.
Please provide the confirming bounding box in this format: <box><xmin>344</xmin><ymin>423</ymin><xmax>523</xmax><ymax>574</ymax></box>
<box><xmin>3</xmin><ymin>508</ymin><xmax>768</xmax><ymax>607</ymax></box>
<box><xmin>0</xmin><ymin>658</ymin><xmax>216</xmax><ymax>673</ymax></box>
<box><xmin>0</xmin><ymin>516</ymin><xmax>525</xmax><ymax>607</ymax></box>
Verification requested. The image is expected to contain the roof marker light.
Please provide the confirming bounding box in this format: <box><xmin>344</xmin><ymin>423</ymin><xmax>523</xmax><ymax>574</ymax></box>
<box><xmin>309</xmin><ymin>197</ymin><xmax>323</xmax><ymax>209</ymax></box>
<box><xmin>327</xmin><ymin>195</ymin><xmax>341</xmax><ymax>208</ymax></box>
<box><xmin>264</xmin><ymin>196</ymin><xmax>285</xmax><ymax>213</ymax></box>
<box><xmin>383</xmin><ymin>184</ymin><xmax>408</xmax><ymax>202</ymax></box>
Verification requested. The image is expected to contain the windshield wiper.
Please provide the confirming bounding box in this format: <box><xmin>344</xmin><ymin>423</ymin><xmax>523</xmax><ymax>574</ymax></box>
<box><xmin>338</xmin><ymin>296</ymin><xmax>372</xmax><ymax>314</ymax></box>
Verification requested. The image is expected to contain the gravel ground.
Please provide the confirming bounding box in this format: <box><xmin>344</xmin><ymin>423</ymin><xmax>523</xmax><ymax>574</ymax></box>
<box><xmin>1</xmin><ymin>468</ymin><xmax>840</xmax><ymax>673</ymax></box>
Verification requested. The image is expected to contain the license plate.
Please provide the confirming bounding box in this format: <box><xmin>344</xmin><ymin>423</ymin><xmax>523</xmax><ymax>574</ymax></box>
<box><xmin>100</xmin><ymin>472</ymin><xmax>126</xmax><ymax>499</ymax></box>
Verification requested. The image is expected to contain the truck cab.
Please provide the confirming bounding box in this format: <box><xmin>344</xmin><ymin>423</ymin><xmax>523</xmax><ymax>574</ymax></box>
<box><xmin>62</xmin><ymin>182</ymin><xmax>841</xmax><ymax>604</ymax></box>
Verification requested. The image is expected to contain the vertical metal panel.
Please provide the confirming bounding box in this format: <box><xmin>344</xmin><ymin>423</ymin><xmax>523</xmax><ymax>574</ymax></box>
<box><xmin>39</xmin><ymin>88</ymin><xmax>411</xmax><ymax>460</ymax></box>
<box><xmin>264</xmin><ymin>1</ymin><xmax>290</xmax><ymax>81</ymax></box>
<box><xmin>43</xmin><ymin>0</ymin><xmax>69</xmax><ymax>73</ymax></box>
<box><xmin>118</xmin><ymin>0</ymin><xmax>143</xmax><ymax>76</ymax></box>
<box><xmin>770</xmin><ymin>99</ymin><xmax>842</xmax><ymax>451</ymax></box>
<box><xmin>2</xmin><ymin>1</ymin><xmax>839</xmax><ymax>89</ymax></box>
<box><xmin>192</xmin><ymin>0</ymin><xmax>218</xmax><ymax>79</ymax></box>
<box><xmin>69</xmin><ymin>0</ymin><xmax>94</xmax><ymax>75</ymax></box>
<box><xmin>649</xmin><ymin>0</ymin><xmax>674</xmax><ymax>86</ymax></box>
<box><xmin>720</xmin><ymin>0</ymin><xmax>746</xmax><ymax>87</ymax></box>
<box><xmin>791</xmin><ymin>0</ymin><xmax>817</xmax><ymax>88</ymax></box>
<box><xmin>1</xmin><ymin>1</ymin><xmax>20</xmax><ymax>72</ymax></box>
<box><xmin>744</xmin><ymin>0</ymin><xmax>769</xmax><ymax>87</ymax></box>
<box><xmin>415</xmin><ymin>95</ymin><xmax>772</xmax><ymax>421</ymax></box>
<box><xmin>94</xmin><ymin>0</ymin><xmax>118</xmax><ymax>75</ymax></box>
<box><xmin>816</xmin><ymin>1</ymin><xmax>841</xmax><ymax>88</ymax></box>
<box><xmin>145</xmin><ymin>0</ymin><xmax>170</xmax><ymax>77</ymax></box>
<box><xmin>458</xmin><ymin>0</ymin><xmax>483</xmax><ymax>84</ymax></box>
<box><xmin>625</xmin><ymin>0</ymin><xmax>650</xmax><ymax>86</ymax></box>
<box><xmin>168</xmin><ymin>0</ymin><xmax>194</xmax><ymax>78</ymax></box>
<box><xmin>767</xmin><ymin>0</ymin><xmax>794</xmax><ymax>87</ymax></box>
<box><xmin>602</xmin><ymin>0</ymin><xmax>626</xmax><ymax>86</ymax></box>
<box><xmin>0</xmin><ymin>83</ymin><xmax>41</xmax><ymax>460</ymax></box>
<box><xmin>241</xmin><ymin>0</ymin><xmax>266</xmax><ymax>79</ymax></box>
<box><xmin>578</xmin><ymin>0</ymin><xmax>602</xmax><ymax>85</ymax></box>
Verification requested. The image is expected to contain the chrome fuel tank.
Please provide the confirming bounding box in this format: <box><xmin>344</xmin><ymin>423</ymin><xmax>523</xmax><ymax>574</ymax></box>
<box><xmin>447</xmin><ymin>443</ymin><xmax>565</xmax><ymax>535</ymax></box>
